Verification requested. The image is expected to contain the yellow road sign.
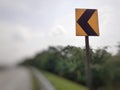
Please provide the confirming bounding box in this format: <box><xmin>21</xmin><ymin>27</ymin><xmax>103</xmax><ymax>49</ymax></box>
<box><xmin>75</xmin><ymin>9</ymin><xmax>99</xmax><ymax>36</ymax></box>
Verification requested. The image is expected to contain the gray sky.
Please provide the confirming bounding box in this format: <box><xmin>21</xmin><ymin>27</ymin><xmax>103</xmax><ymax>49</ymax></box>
<box><xmin>0</xmin><ymin>0</ymin><xmax>120</xmax><ymax>65</ymax></box>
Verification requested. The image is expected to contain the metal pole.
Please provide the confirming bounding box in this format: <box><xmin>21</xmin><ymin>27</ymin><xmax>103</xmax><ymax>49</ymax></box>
<box><xmin>85</xmin><ymin>36</ymin><xmax>92</xmax><ymax>90</ymax></box>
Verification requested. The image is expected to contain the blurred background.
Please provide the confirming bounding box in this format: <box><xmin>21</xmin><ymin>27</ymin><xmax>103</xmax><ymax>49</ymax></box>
<box><xmin>0</xmin><ymin>0</ymin><xmax>120</xmax><ymax>90</ymax></box>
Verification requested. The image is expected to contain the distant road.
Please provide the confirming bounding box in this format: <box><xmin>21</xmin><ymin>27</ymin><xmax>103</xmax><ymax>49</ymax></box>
<box><xmin>0</xmin><ymin>67</ymin><xmax>32</xmax><ymax>90</ymax></box>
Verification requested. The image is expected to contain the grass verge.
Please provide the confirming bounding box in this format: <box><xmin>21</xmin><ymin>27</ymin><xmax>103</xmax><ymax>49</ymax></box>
<box><xmin>42</xmin><ymin>71</ymin><xmax>87</xmax><ymax>90</ymax></box>
<box><xmin>29</xmin><ymin>68</ymin><xmax>40</xmax><ymax>90</ymax></box>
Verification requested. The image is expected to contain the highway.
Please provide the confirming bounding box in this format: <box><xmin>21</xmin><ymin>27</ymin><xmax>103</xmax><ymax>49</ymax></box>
<box><xmin>0</xmin><ymin>67</ymin><xmax>32</xmax><ymax>90</ymax></box>
<box><xmin>0</xmin><ymin>66</ymin><xmax>55</xmax><ymax>90</ymax></box>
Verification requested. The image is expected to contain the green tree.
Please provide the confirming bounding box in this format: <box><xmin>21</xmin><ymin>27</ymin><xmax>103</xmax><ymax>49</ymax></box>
<box><xmin>91</xmin><ymin>47</ymin><xmax>113</xmax><ymax>90</ymax></box>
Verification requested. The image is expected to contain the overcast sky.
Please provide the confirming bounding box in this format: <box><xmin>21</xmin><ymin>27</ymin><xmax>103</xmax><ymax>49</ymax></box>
<box><xmin>0</xmin><ymin>0</ymin><xmax>120</xmax><ymax>65</ymax></box>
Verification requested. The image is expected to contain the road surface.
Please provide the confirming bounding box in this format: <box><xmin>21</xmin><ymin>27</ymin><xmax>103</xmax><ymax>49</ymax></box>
<box><xmin>0</xmin><ymin>66</ymin><xmax>55</xmax><ymax>90</ymax></box>
<box><xmin>0</xmin><ymin>67</ymin><xmax>32</xmax><ymax>90</ymax></box>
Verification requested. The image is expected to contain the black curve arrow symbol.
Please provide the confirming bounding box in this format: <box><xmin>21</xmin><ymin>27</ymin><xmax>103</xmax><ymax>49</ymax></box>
<box><xmin>77</xmin><ymin>9</ymin><xmax>97</xmax><ymax>36</ymax></box>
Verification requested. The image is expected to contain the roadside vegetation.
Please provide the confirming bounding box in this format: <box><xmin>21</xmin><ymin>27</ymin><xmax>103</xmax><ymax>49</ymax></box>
<box><xmin>43</xmin><ymin>70</ymin><xmax>87</xmax><ymax>90</ymax></box>
<box><xmin>30</xmin><ymin>68</ymin><xmax>40</xmax><ymax>90</ymax></box>
<box><xmin>19</xmin><ymin>43</ymin><xmax>120</xmax><ymax>90</ymax></box>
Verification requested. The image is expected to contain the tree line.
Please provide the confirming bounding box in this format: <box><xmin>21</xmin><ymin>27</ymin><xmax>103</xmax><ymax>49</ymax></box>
<box><xmin>20</xmin><ymin>45</ymin><xmax>120</xmax><ymax>90</ymax></box>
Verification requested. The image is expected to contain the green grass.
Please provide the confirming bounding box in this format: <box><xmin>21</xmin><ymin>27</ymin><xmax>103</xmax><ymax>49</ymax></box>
<box><xmin>29</xmin><ymin>67</ymin><xmax>40</xmax><ymax>90</ymax></box>
<box><xmin>42</xmin><ymin>71</ymin><xmax>87</xmax><ymax>90</ymax></box>
<box><xmin>31</xmin><ymin>72</ymin><xmax>40</xmax><ymax>90</ymax></box>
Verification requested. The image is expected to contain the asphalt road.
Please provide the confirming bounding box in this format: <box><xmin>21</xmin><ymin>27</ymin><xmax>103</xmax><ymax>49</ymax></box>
<box><xmin>0</xmin><ymin>66</ymin><xmax>55</xmax><ymax>90</ymax></box>
<box><xmin>0</xmin><ymin>67</ymin><xmax>32</xmax><ymax>90</ymax></box>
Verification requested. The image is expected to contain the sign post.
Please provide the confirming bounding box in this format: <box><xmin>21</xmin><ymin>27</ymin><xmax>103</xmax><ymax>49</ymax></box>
<box><xmin>75</xmin><ymin>8</ymin><xmax>99</xmax><ymax>90</ymax></box>
<box><xmin>85</xmin><ymin>36</ymin><xmax>92</xmax><ymax>90</ymax></box>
